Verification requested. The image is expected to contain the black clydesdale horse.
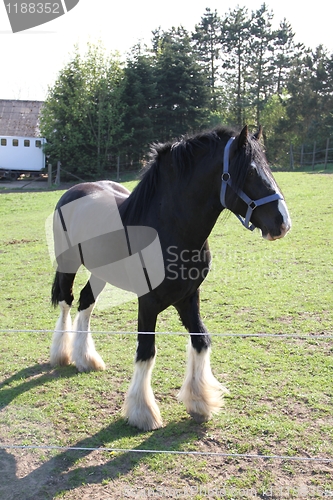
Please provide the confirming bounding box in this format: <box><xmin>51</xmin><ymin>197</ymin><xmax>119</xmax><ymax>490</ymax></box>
<box><xmin>50</xmin><ymin>126</ymin><xmax>291</xmax><ymax>430</ymax></box>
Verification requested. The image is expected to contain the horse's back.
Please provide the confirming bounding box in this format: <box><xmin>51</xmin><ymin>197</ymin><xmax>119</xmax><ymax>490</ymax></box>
<box><xmin>56</xmin><ymin>180</ymin><xmax>130</xmax><ymax>210</ymax></box>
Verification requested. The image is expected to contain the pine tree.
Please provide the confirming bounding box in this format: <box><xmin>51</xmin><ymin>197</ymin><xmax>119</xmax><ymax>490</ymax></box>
<box><xmin>248</xmin><ymin>3</ymin><xmax>275</xmax><ymax>126</ymax></box>
<box><xmin>272</xmin><ymin>19</ymin><xmax>303</xmax><ymax>95</ymax></box>
<box><xmin>285</xmin><ymin>45</ymin><xmax>333</xmax><ymax>142</ymax></box>
<box><xmin>152</xmin><ymin>27</ymin><xmax>209</xmax><ymax>141</ymax></box>
<box><xmin>192</xmin><ymin>8</ymin><xmax>222</xmax><ymax>111</ymax></box>
<box><xmin>221</xmin><ymin>6</ymin><xmax>252</xmax><ymax>127</ymax></box>
<box><xmin>120</xmin><ymin>44</ymin><xmax>157</xmax><ymax>165</ymax></box>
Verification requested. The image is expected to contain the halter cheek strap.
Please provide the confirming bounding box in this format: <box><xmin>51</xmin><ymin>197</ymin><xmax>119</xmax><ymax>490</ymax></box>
<box><xmin>220</xmin><ymin>137</ymin><xmax>283</xmax><ymax>231</ymax></box>
<box><xmin>220</xmin><ymin>137</ymin><xmax>235</xmax><ymax>212</ymax></box>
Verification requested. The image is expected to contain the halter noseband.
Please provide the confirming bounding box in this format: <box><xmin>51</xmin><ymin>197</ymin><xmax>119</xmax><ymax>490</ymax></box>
<box><xmin>220</xmin><ymin>137</ymin><xmax>283</xmax><ymax>231</ymax></box>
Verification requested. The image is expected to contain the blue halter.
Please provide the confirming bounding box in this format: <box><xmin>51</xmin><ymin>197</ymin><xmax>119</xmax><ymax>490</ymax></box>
<box><xmin>220</xmin><ymin>137</ymin><xmax>283</xmax><ymax>231</ymax></box>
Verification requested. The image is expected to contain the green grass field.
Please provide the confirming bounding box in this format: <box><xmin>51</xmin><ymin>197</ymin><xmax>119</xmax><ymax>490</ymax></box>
<box><xmin>0</xmin><ymin>172</ymin><xmax>332</xmax><ymax>499</ymax></box>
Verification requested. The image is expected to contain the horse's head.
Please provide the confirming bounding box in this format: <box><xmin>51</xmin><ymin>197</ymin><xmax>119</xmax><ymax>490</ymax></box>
<box><xmin>221</xmin><ymin>125</ymin><xmax>291</xmax><ymax>240</ymax></box>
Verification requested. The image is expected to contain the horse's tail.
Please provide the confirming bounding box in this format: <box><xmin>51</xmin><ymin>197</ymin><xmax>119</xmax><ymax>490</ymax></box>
<box><xmin>51</xmin><ymin>271</ymin><xmax>61</xmax><ymax>307</ymax></box>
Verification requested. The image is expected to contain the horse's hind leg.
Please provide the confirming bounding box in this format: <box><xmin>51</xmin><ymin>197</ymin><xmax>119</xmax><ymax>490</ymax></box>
<box><xmin>50</xmin><ymin>271</ymin><xmax>77</xmax><ymax>367</ymax></box>
<box><xmin>122</xmin><ymin>297</ymin><xmax>163</xmax><ymax>431</ymax></box>
<box><xmin>175</xmin><ymin>291</ymin><xmax>229</xmax><ymax>423</ymax></box>
<box><xmin>72</xmin><ymin>274</ymin><xmax>106</xmax><ymax>372</ymax></box>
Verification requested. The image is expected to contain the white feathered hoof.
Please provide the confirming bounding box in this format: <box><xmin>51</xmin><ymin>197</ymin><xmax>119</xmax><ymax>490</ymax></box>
<box><xmin>178</xmin><ymin>379</ymin><xmax>228</xmax><ymax>423</ymax></box>
<box><xmin>73</xmin><ymin>350</ymin><xmax>106</xmax><ymax>373</ymax></box>
<box><xmin>50</xmin><ymin>347</ymin><xmax>73</xmax><ymax>367</ymax></box>
<box><xmin>178</xmin><ymin>343</ymin><xmax>229</xmax><ymax>424</ymax></box>
<box><xmin>50</xmin><ymin>329</ymin><xmax>73</xmax><ymax>366</ymax></box>
<box><xmin>189</xmin><ymin>411</ymin><xmax>210</xmax><ymax>424</ymax></box>
<box><xmin>122</xmin><ymin>358</ymin><xmax>163</xmax><ymax>431</ymax></box>
<box><xmin>122</xmin><ymin>396</ymin><xmax>163</xmax><ymax>431</ymax></box>
<box><xmin>72</xmin><ymin>307</ymin><xmax>106</xmax><ymax>372</ymax></box>
<box><xmin>50</xmin><ymin>301</ymin><xmax>73</xmax><ymax>367</ymax></box>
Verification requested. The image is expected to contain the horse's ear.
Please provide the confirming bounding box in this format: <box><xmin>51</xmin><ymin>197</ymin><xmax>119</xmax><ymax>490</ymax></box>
<box><xmin>253</xmin><ymin>125</ymin><xmax>263</xmax><ymax>141</ymax></box>
<box><xmin>237</xmin><ymin>125</ymin><xmax>248</xmax><ymax>149</ymax></box>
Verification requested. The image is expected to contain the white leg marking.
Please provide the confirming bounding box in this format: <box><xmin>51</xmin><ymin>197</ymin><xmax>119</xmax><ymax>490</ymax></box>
<box><xmin>123</xmin><ymin>356</ymin><xmax>163</xmax><ymax>431</ymax></box>
<box><xmin>50</xmin><ymin>301</ymin><xmax>73</xmax><ymax>366</ymax></box>
<box><xmin>178</xmin><ymin>340</ymin><xmax>229</xmax><ymax>423</ymax></box>
<box><xmin>72</xmin><ymin>303</ymin><xmax>105</xmax><ymax>372</ymax></box>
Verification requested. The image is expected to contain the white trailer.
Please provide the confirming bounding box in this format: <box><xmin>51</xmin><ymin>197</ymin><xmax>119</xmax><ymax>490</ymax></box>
<box><xmin>0</xmin><ymin>135</ymin><xmax>46</xmax><ymax>179</ymax></box>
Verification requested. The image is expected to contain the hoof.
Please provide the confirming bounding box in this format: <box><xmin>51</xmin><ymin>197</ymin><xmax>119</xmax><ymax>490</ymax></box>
<box><xmin>122</xmin><ymin>357</ymin><xmax>162</xmax><ymax>431</ymax></box>
<box><xmin>123</xmin><ymin>405</ymin><xmax>163</xmax><ymax>432</ymax></box>
<box><xmin>190</xmin><ymin>412</ymin><xmax>210</xmax><ymax>424</ymax></box>
<box><xmin>50</xmin><ymin>327</ymin><xmax>73</xmax><ymax>368</ymax></box>
<box><xmin>122</xmin><ymin>392</ymin><xmax>163</xmax><ymax>431</ymax></box>
<box><xmin>50</xmin><ymin>353</ymin><xmax>72</xmax><ymax>367</ymax></box>
<box><xmin>74</xmin><ymin>352</ymin><xmax>106</xmax><ymax>372</ymax></box>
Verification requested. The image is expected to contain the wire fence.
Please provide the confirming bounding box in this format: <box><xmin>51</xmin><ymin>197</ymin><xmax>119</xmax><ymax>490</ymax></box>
<box><xmin>1</xmin><ymin>329</ymin><xmax>333</xmax><ymax>338</ymax></box>
<box><xmin>289</xmin><ymin>138</ymin><xmax>333</xmax><ymax>170</ymax></box>
<box><xmin>1</xmin><ymin>327</ymin><xmax>332</xmax><ymax>464</ymax></box>
<box><xmin>47</xmin><ymin>159</ymin><xmax>142</xmax><ymax>188</ymax></box>
<box><xmin>0</xmin><ymin>443</ymin><xmax>332</xmax><ymax>463</ymax></box>
<box><xmin>1</xmin><ymin>338</ymin><xmax>333</xmax><ymax>468</ymax></box>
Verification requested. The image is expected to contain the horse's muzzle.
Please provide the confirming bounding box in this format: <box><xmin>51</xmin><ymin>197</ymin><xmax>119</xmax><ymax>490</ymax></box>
<box><xmin>264</xmin><ymin>222</ymin><xmax>291</xmax><ymax>241</ymax></box>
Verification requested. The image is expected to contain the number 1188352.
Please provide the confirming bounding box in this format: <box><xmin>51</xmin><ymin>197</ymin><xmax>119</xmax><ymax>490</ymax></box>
<box><xmin>5</xmin><ymin>3</ymin><xmax>61</xmax><ymax>14</ymax></box>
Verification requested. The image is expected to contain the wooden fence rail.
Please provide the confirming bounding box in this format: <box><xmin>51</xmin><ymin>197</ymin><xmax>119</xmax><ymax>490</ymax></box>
<box><xmin>290</xmin><ymin>138</ymin><xmax>332</xmax><ymax>170</ymax></box>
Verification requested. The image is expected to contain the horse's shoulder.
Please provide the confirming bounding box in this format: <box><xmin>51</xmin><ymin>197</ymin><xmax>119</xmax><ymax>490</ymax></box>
<box><xmin>95</xmin><ymin>181</ymin><xmax>130</xmax><ymax>207</ymax></box>
<box><xmin>96</xmin><ymin>180</ymin><xmax>130</xmax><ymax>195</ymax></box>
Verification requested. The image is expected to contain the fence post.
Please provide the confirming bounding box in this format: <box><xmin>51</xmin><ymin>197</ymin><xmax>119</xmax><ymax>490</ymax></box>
<box><xmin>312</xmin><ymin>141</ymin><xmax>316</xmax><ymax>170</ymax></box>
<box><xmin>289</xmin><ymin>144</ymin><xmax>294</xmax><ymax>170</ymax></box>
<box><xmin>117</xmin><ymin>156</ymin><xmax>120</xmax><ymax>182</ymax></box>
<box><xmin>300</xmin><ymin>144</ymin><xmax>304</xmax><ymax>169</ymax></box>
<box><xmin>48</xmin><ymin>163</ymin><xmax>52</xmax><ymax>188</ymax></box>
<box><xmin>55</xmin><ymin>161</ymin><xmax>61</xmax><ymax>186</ymax></box>
<box><xmin>324</xmin><ymin>138</ymin><xmax>329</xmax><ymax>170</ymax></box>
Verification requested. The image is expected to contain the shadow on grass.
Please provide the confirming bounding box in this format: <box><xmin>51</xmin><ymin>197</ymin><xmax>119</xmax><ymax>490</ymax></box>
<box><xmin>0</xmin><ymin>363</ymin><xmax>78</xmax><ymax>408</ymax></box>
<box><xmin>0</xmin><ymin>363</ymin><xmax>204</xmax><ymax>500</ymax></box>
<box><xmin>0</xmin><ymin>417</ymin><xmax>203</xmax><ymax>500</ymax></box>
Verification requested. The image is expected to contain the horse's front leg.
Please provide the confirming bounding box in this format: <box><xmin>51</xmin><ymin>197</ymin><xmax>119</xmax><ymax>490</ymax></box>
<box><xmin>176</xmin><ymin>290</ymin><xmax>229</xmax><ymax>423</ymax></box>
<box><xmin>123</xmin><ymin>298</ymin><xmax>163</xmax><ymax>431</ymax></box>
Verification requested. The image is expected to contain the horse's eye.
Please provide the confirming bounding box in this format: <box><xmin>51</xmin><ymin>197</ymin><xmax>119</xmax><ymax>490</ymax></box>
<box><xmin>248</xmin><ymin>166</ymin><xmax>257</xmax><ymax>178</ymax></box>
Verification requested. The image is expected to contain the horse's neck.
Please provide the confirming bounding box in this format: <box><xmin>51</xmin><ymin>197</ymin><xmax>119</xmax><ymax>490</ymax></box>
<box><xmin>157</xmin><ymin>180</ymin><xmax>222</xmax><ymax>249</ymax></box>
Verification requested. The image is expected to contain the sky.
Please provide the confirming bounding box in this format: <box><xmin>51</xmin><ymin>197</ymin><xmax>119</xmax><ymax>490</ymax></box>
<box><xmin>1</xmin><ymin>0</ymin><xmax>333</xmax><ymax>101</ymax></box>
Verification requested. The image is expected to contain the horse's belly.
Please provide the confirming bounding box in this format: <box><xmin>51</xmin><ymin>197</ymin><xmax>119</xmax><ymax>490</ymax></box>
<box><xmin>82</xmin><ymin>227</ymin><xmax>165</xmax><ymax>296</ymax></box>
<box><xmin>54</xmin><ymin>192</ymin><xmax>165</xmax><ymax>295</ymax></box>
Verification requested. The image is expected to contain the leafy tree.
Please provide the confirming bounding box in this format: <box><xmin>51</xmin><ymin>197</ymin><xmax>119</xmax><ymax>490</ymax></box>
<box><xmin>40</xmin><ymin>50</ymin><xmax>86</xmax><ymax>171</ymax></box>
<box><xmin>40</xmin><ymin>6</ymin><xmax>333</xmax><ymax>174</ymax></box>
<box><xmin>40</xmin><ymin>44</ymin><xmax>124</xmax><ymax>177</ymax></box>
<box><xmin>260</xmin><ymin>92</ymin><xmax>290</xmax><ymax>164</ymax></box>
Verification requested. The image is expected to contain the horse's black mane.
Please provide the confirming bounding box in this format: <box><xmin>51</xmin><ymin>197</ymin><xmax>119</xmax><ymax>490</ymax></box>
<box><xmin>120</xmin><ymin>126</ymin><xmax>254</xmax><ymax>223</ymax></box>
